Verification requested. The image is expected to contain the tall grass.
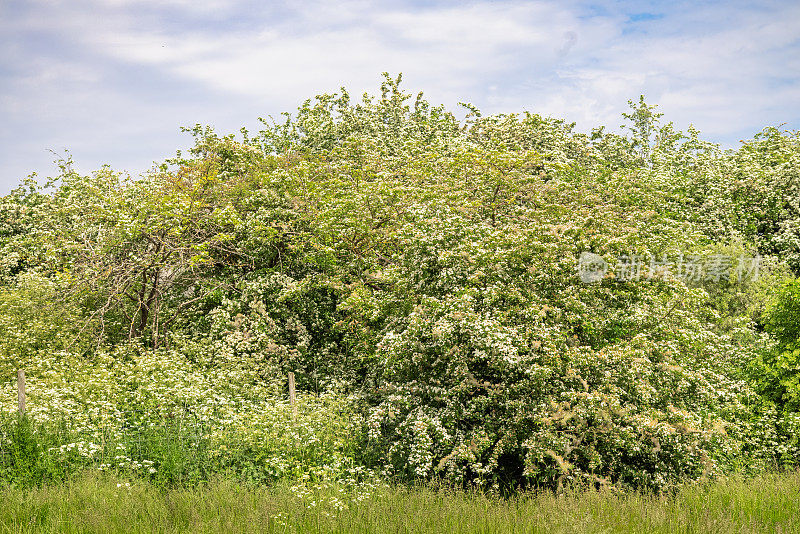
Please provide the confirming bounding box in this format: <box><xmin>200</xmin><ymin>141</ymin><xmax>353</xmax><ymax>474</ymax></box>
<box><xmin>1</xmin><ymin>470</ymin><xmax>798</xmax><ymax>533</ymax></box>
<box><xmin>0</xmin><ymin>411</ymin><xmax>354</xmax><ymax>490</ymax></box>
<box><xmin>3</xmin><ymin>414</ymin><xmax>799</xmax><ymax>532</ymax></box>
<box><xmin>0</xmin><ymin>415</ymin><xmax>217</xmax><ymax>489</ymax></box>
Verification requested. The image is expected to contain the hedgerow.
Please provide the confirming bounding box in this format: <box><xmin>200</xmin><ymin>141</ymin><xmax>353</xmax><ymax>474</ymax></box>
<box><xmin>1</xmin><ymin>74</ymin><xmax>799</xmax><ymax>491</ymax></box>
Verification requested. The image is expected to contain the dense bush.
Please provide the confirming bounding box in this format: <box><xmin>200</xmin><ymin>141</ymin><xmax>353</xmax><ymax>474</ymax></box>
<box><xmin>2</xmin><ymin>73</ymin><xmax>799</xmax><ymax>491</ymax></box>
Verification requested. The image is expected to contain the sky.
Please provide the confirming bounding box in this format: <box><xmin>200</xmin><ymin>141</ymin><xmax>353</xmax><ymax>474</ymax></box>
<box><xmin>1</xmin><ymin>0</ymin><xmax>799</xmax><ymax>193</ymax></box>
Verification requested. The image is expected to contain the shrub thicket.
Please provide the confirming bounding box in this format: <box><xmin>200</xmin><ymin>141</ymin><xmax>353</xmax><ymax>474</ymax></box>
<box><xmin>2</xmin><ymin>74</ymin><xmax>799</xmax><ymax>491</ymax></box>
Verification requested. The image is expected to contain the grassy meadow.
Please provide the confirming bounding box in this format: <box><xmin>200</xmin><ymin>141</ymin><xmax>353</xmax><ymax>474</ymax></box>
<box><xmin>1</xmin><ymin>470</ymin><xmax>799</xmax><ymax>533</ymax></box>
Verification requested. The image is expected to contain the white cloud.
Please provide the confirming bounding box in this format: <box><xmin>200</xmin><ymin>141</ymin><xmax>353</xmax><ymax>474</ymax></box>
<box><xmin>64</xmin><ymin>1</ymin><xmax>592</xmax><ymax>103</ymax></box>
<box><xmin>1</xmin><ymin>0</ymin><xmax>799</xmax><ymax>192</ymax></box>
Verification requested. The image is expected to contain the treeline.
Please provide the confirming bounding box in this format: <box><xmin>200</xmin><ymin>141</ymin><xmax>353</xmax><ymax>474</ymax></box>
<box><xmin>1</xmin><ymin>74</ymin><xmax>799</xmax><ymax>491</ymax></box>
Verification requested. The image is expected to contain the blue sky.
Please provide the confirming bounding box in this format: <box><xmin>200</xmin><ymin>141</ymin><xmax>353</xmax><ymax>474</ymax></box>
<box><xmin>1</xmin><ymin>0</ymin><xmax>799</xmax><ymax>193</ymax></box>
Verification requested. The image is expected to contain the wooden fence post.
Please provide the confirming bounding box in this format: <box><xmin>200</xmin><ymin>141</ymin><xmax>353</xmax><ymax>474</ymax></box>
<box><xmin>17</xmin><ymin>369</ymin><xmax>25</xmax><ymax>415</ymax></box>
<box><xmin>288</xmin><ymin>371</ymin><xmax>297</xmax><ymax>420</ymax></box>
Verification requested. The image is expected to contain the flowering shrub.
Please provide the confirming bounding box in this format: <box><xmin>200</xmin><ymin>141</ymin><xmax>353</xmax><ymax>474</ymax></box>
<box><xmin>1</xmin><ymin>74</ymin><xmax>799</xmax><ymax>491</ymax></box>
<box><xmin>0</xmin><ymin>340</ymin><xmax>367</xmax><ymax>488</ymax></box>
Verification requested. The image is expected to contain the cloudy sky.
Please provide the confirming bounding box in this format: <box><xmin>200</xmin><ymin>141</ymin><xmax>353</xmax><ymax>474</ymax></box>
<box><xmin>1</xmin><ymin>0</ymin><xmax>799</xmax><ymax>193</ymax></box>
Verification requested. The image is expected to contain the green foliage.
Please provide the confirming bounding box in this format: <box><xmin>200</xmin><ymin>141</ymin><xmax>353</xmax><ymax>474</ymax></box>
<box><xmin>750</xmin><ymin>279</ymin><xmax>800</xmax><ymax>416</ymax></box>
<box><xmin>2</xmin><ymin>470</ymin><xmax>800</xmax><ymax>533</ymax></box>
<box><xmin>764</xmin><ymin>278</ymin><xmax>800</xmax><ymax>346</ymax></box>
<box><xmin>2</xmin><ymin>74</ymin><xmax>800</xmax><ymax>492</ymax></box>
<box><xmin>0</xmin><ymin>365</ymin><xmax>364</xmax><ymax>490</ymax></box>
<box><xmin>621</xmin><ymin>95</ymin><xmax>663</xmax><ymax>162</ymax></box>
<box><xmin>0</xmin><ymin>416</ymin><xmax>74</xmax><ymax>488</ymax></box>
<box><xmin>0</xmin><ymin>273</ymin><xmax>86</xmax><ymax>369</ymax></box>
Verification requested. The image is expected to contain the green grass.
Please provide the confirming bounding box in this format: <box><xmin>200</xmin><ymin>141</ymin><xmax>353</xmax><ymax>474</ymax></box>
<box><xmin>1</xmin><ymin>470</ymin><xmax>799</xmax><ymax>533</ymax></box>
